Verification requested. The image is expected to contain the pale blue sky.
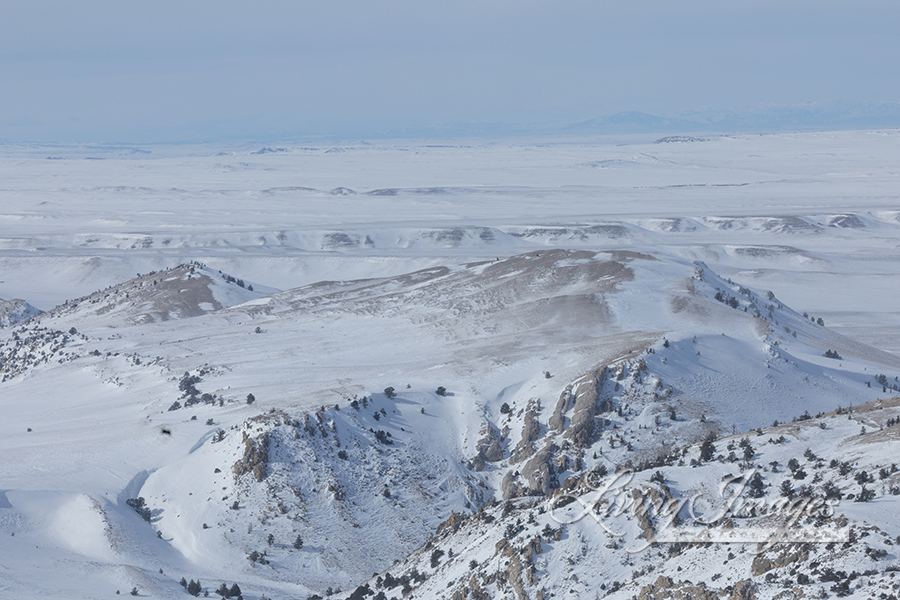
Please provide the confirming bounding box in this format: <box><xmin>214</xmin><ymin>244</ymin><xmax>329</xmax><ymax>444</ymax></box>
<box><xmin>1</xmin><ymin>1</ymin><xmax>898</xmax><ymax>142</ymax></box>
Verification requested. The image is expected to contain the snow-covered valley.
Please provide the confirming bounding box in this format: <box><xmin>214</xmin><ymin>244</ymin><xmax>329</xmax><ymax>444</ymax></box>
<box><xmin>2</xmin><ymin>131</ymin><xmax>900</xmax><ymax>599</ymax></box>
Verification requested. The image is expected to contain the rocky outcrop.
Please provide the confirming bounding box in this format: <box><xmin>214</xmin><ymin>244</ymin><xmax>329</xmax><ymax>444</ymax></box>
<box><xmin>233</xmin><ymin>431</ymin><xmax>269</xmax><ymax>482</ymax></box>
<box><xmin>731</xmin><ymin>579</ymin><xmax>756</xmax><ymax>600</ymax></box>
<box><xmin>502</xmin><ymin>470</ymin><xmax>523</xmax><ymax>500</ymax></box>
<box><xmin>548</xmin><ymin>385</ymin><xmax>573</xmax><ymax>433</ymax></box>
<box><xmin>522</xmin><ymin>535</ymin><xmax>543</xmax><ymax>563</ymax></box>
<box><xmin>512</xmin><ymin>399</ymin><xmax>542</xmax><ymax>463</ymax></box>
<box><xmin>751</xmin><ymin>544</ymin><xmax>809</xmax><ymax>576</ymax></box>
<box><xmin>521</xmin><ymin>442</ymin><xmax>558</xmax><ymax>495</ymax></box>
<box><xmin>451</xmin><ymin>575</ymin><xmax>491</xmax><ymax>600</ymax></box>
<box><xmin>495</xmin><ymin>537</ymin><xmax>539</xmax><ymax>600</ymax></box>
<box><xmin>563</xmin><ymin>367</ymin><xmax>607</xmax><ymax>448</ymax></box>
<box><xmin>631</xmin><ymin>489</ymin><xmax>655</xmax><ymax>541</ymax></box>
<box><xmin>636</xmin><ymin>575</ymin><xmax>720</xmax><ymax>600</ymax></box>
<box><xmin>436</xmin><ymin>511</ymin><xmax>465</xmax><ymax>536</ymax></box>
<box><xmin>472</xmin><ymin>422</ymin><xmax>504</xmax><ymax>471</ymax></box>
<box><xmin>546</xmin><ymin>365</ymin><xmax>609</xmax><ymax>448</ymax></box>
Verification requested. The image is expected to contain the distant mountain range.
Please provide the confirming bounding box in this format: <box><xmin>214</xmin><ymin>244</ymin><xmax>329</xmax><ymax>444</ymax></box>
<box><xmin>384</xmin><ymin>102</ymin><xmax>900</xmax><ymax>140</ymax></box>
<box><xmin>564</xmin><ymin>102</ymin><xmax>900</xmax><ymax>135</ymax></box>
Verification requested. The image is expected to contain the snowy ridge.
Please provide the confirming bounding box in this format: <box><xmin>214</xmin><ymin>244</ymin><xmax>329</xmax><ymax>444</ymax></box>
<box><xmin>4</xmin><ymin>131</ymin><xmax>900</xmax><ymax>599</ymax></box>
<box><xmin>3</xmin><ymin>250</ymin><xmax>900</xmax><ymax>598</ymax></box>
<box><xmin>4</xmin><ymin>211</ymin><xmax>900</xmax><ymax>256</ymax></box>
<box><xmin>0</xmin><ymin>297</ymin><xmax>41</xmax><ymax>327</ymax></box>
<box><xmin>2</xmin><ymin>131</ymin><xmax>900</xmax><ymax>363</ymax></box>
<box><xmin>354</xmin><ymin>397</ymin><xmax>900</xmax><ymax>600</ymax></box>
<box><xmin>140</xmin><ymin>394</ymin><xmax>483</xmax><ymax>595</ymax></box>
<box><xmin>30</xmin><ymin>262</ymin><xmax>277</xmax><ymax>330</ymax></box>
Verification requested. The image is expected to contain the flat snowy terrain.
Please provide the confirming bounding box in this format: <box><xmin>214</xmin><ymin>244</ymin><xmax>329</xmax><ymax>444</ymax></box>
<box><xmin>2</xmin><ymin>131</ymin><xmax>899</xmax><ymax>353</ymax></box>
<box><xmin>1</xmin><ymin>131</ymin><xmax>899</xmax><ymax>600</ymax></box>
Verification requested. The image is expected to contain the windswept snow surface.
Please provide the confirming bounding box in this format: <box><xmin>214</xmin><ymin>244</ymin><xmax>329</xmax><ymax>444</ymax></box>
<box><xmin>2</xmin><ymin>130</ymin><xmax>900</xmax><ymax>599</ymax></box>
<box><xmin>1</xmin><ymin>130</ymin><xmax>899</xmax><ymax>353</ymax></box>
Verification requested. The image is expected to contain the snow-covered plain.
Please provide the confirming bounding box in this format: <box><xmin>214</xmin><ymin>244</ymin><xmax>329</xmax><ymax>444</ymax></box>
<box><xmin>1</xmin><ymin>130</ymin><xmax>900</xmax><ymax>599</ymax></box>
<box><xmin>1</xmin><ymin>131</ymin><xmax>899</xmax><ymax>353</ymax></box>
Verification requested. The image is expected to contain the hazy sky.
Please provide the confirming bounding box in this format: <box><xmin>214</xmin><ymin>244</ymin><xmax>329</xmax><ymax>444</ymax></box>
<box><xmin>2</xmin><ymin>1</ymin><xmax>898</xmax><ymax>142</ymax></box>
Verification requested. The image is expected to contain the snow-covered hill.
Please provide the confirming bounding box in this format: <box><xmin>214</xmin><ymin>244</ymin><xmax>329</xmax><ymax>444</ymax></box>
<box><xmin>3</xmin><ymin>131</ymin><xmax>900</xmax><ymax>356</ymax></box>
<box><xmin>0</xmin><ymin>297</ymin><xmax>41</xmax><ymax>327</ymax></box>
<box><xmin>3</xmin><ymin>132</ymin><xmax>900</xmax><ymax>599</ymax></box>
<box><xmin>32</xmin><ymin>262</ymin><xmax>278</xmax><ymax>330</ymax></box>
<box><xmin>358</xmin><ymin>397</ymin><xmax>900</xmax><ymax>600</ymax></box>
<box><xmin>2</xmin><ymin>249</ymin><xmax>900</xmax><ymax>599</ymax></box>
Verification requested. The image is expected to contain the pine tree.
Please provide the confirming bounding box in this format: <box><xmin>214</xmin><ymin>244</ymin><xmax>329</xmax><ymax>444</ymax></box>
<box><xmin>823</xmin><ymin>480</ymin><xmax>842</xmax><ymax>500</ymax></box>
<box><xmin>430</xmin><ymin>549</ymin><xmax>444</xmax><ymax>568</ymax></box>
<box><xmin>699</xmin><ymin>438</ymin><xmax>716</xmax><ymax>462</ymax></box>
<box><xmin>743</xmin><ymin>445</ymin><xmax>754</xmax><ymax>462</ymax></box>
<box><xmin>780</xmin><ymin>480</ymin><xmax>794</xmax><ymax>498</ymax></box>
<box><xmin>293</xmin><ymin>534</ymin><xmax>303</xmax><ymax>550</ymax></box>
<box><xmin>349</xmin><ymin>585</ymin><xmax>373</xmax><ymax>600</ymax></box>
<box><xmin>748</xmin><ymin>472</ymin><xmax>765</xmax><ymax>498</ymax></box>
<box><xmin>856</xmin><ymin>485</ymin><xmax>876</xmax><ymax>502</ymax></box>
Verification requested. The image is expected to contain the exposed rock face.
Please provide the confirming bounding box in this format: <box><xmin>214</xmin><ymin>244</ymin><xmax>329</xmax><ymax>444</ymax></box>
<box><xmin>547</xmin><ymin>367</ymin><xmax>609</xmax><ymax>448</ymax></box>
<box><xmin>521</xmin><ymin>442</ymin><xmax>558</xmax><ymax>495</ymax></box>
<box><xmin>495</xmin><ymin>537</ymin><xmax>538</xmax><ymax>600</ymax></box>
<box><xmin>563</xmin><ymin>366</ymin><xmax>607</xmax><ymax>448</ymax></box>
<box><xmin>233</xmin><ymin>431</ymin><xmax>269</xmax><ymax>482</ymax></box>
<box><xmin>471</xmin><ymin>455</ymin><xmax>486</xmax><ymax>472</ymax></box>
<box><xmin>564</xmin><ymin>377</ymin><xmax>598</xmax><ymax>446</ymax></box>
<box><xmin>751</xmin><ymin>556</ymin><xmax>774</xmax><ymax>576</ymax></box>
<box><xmin>751</xmin><ymin>544</ymin><xmax>809</xmax><ymax>576</ymax></box>
<box><xmin>631</xmin><ymin>488</ymin><xmax>655</xmax><ymax>541</ymax></box>
<box><xmin>436</xmin><ymin>511</ymin><xmax>465</xmax><ymax>536</ymax></box>
<box><xmin>548</xmin><ymin>385</ymin><xmax>573</xmax><ymax>433</ymax></box>
<box><xmin>482</xmin><ymin>438</ymin><xmax>503</xmax><ymax>461</ymax></box>
<box><xmin>472</xmin><ymin>422</ymin><xmax>504</xmax><ymax>470</ymax></box>
<box><xmin>637</xmin><ymin>575</ymin><xmax>721</xmax><ymax>600</ymax></box>
<box><xmin>522</xmin><ymin>535</ymin><xmax>543</xmax><ymax>563</ymax></box>
<box><xmin>731</xmin><ymin>579</ymin><xmax>756</xmax><ymax>600</ymax></box>
<box><xmin>451</xmin><ymin>575</ymin><xmax>491</xmax><ymax>600</ymax></box>
<box><xmin>501</xmin><ymin>470</ymin><xmax>523</xmax><ymax>500</ymax></box>
<box><xmin>512</xmin><ymin>399</ymin><xmax>542</xmax><ymax>463</ymax></box>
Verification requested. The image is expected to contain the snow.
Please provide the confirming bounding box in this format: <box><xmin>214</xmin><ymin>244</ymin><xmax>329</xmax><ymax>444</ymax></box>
<box><xmin>1</xmin><ymin>130</ymin><xmax>900</xmax><ymax>598</ymax></box>
<box><xmin>0</xmin><ymin>298</ymin><xmax>41</xmax><ymax>327</ymax></box>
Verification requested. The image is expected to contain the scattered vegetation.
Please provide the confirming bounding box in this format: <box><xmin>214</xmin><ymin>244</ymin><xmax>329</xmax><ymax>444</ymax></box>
<box><xmin>125</xmin><ymin>497</ymin><xmax>152</xmax><ymax>522</ymax></box>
